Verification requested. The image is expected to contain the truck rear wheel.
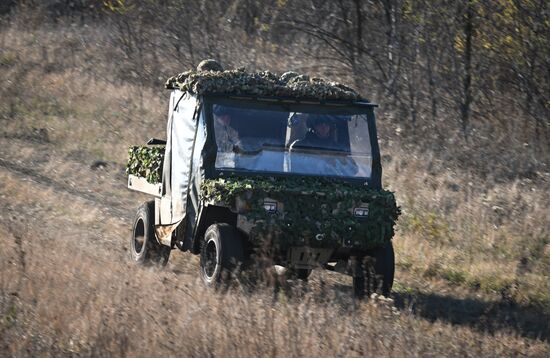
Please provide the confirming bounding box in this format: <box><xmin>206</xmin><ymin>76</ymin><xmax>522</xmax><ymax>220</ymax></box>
<box><xmin>130</xmin><ymin>201</ymin><xmax>171</xmax><ymax>266</ymax></box>
<box><xmin>353</xmin><ymin>241</ymin><xmax>395</xmax><ymax>298</ymax></box>
<box><xmin>200</xmin><ymin>223</ymin><xmax>244</xmax><ymax>286</ymax></box>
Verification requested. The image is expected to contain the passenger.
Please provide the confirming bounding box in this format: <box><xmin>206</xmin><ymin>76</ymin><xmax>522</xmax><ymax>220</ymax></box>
<box><xmin>213</xmin><ymin>105</ymin><xmax>239</xmax><ymax>152</ymax></box>
<box><xmin>291</xmin><ymin>115</ymin><xmax>337</xmax><ymax>150</ymax></box>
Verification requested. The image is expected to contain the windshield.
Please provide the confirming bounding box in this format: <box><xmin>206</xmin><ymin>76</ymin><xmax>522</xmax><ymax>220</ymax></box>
<box><xmin>211</xmin><ymin>101</ymin><xmax>373</xmax><ymax>179</ymax></box>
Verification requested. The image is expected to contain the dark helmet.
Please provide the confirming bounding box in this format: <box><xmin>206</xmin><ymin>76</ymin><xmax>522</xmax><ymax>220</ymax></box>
<box><xmin>197</xmin><ymin>59</ymin><xmax>224</xmax><ymax>72</ymax></box>
<box><xmin>306</xmin><ymin>114</ymin><xmax>333</xmax><ymax>128</ymax></box>
<box><xmin>213</xmin><ymin>104</ymin><xmax>230</xmax><ymax>116</ymax></box>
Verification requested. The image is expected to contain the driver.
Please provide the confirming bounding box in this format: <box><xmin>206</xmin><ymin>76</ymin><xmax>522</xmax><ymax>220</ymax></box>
<box><xmin>291</xmin><ymin>114</ymin><xmax>337</xmax><ymax>149</ymax></box>
<box><xmin>213</xmin><ymin>105</ymin><xmax>239</xmax><ymax>152</ymax></box>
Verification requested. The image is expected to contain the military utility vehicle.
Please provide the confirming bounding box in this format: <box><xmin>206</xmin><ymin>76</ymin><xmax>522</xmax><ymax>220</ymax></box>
<box><xmin>127</xmin><ymin>67</ymin><xmax>399</xmax><ymax>297</ymax></box>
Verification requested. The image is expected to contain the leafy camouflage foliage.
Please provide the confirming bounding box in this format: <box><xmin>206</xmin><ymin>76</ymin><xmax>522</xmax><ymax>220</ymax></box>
<box><xmin>165</xmin><ymin>67</ymin><xmax>362</xmax><ymax>101</ymax></box>
<box><xmin>201</xmin><ymin>176</ymin><xmax>400</xmax><ymax>250</ymax></box>
<box><xmin>126</xmin><ymin>146</ymin><xmax>164</xmax><ymax>183</ymax></box>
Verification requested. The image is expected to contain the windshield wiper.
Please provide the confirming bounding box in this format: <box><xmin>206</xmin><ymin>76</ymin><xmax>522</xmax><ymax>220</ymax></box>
<box><xmin>232</xmin><ymin>145</ymin><xmax>261</xmax><ymax>155</ymax></box>
<box><xmin>290</xmin><ymin>146</ymin><xmax>351</xmax><ymax>156</ymax></box>
<box><xmin>233</xmin><ymin>143</ymin><xmax>284</xmax><ymax>155</ymax></box>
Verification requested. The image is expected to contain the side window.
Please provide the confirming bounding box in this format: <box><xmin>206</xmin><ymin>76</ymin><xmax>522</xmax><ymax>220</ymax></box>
<box><xmin>193</xmin><ymin>107</ymin><xmax>206</xmax><ymax>165</ymax></box>
<box><xmin>349</xmin><ymin>115</ymin><xmax>371</xmax><ymax>154</ymax></box>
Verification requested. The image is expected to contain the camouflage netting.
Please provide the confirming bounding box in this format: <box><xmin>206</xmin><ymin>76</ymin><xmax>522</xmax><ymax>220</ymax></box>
<box><xmin>201</xmin><ymin>177</ymin><xmax>400</xmax><ymax>250</ymax></box>
<box><xmin>126</xmin><ymin>146</ymin><xmax>164</xmax><ymax>184</ymax></box>
<box><xmin>165</xmin><ymin>67</ymin><xmax>363</xmax><ymax>101</ymax></box>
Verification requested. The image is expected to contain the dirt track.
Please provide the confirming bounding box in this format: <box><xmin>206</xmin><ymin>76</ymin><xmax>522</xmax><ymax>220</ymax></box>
<box><xmin>0</xmin><ymin>156</ymin><xmax>130</xmax><ymax>220</ymax></box>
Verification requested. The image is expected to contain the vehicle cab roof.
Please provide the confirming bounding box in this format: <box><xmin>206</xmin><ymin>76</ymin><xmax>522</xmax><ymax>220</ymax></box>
<box><xmin>165</xmin><ymin>68</ymin><xmax>374</xmax><ymax>106</ymax></box>
<box><xmin>203</xmin><ymin>93</ymin><xmax>378</xmax><ymax>108</ymax></box>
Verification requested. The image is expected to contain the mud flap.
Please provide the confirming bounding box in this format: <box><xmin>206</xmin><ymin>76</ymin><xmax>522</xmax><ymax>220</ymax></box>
<box><xmin>288</xmin><ymin>247</ymin><xmax>333</xmax><ymax>269</ymax></box>
<box><xmin>154</xmin><ymin>221</ymin><xmax>182</xmax><ymax>247</ymax></box>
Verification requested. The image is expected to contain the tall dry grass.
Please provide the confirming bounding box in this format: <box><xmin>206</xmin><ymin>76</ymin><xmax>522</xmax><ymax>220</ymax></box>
<box><xmin>0</xmin><ymin>197</ymin><xmax>548</xmax><ymax>357</ymax></box>
<box><xmin>383</xmin><ymin>143</ymin><xmax>550</xmax><ymax>309</ymax></box>
<box><xmin>0</xmin><ymin>11</ymin><xmax>549</xmax><ymax>357</ymax></box>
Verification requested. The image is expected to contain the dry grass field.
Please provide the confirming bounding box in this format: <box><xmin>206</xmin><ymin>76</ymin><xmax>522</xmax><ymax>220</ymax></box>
<box><xmin>1</xmin><ymin>12</ymin><xmax>549</xmax><ymax>357</ymax></box>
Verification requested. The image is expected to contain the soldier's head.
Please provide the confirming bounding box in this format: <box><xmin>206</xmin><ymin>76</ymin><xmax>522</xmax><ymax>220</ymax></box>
<box><xmin>213</xmin><ymin>105</ymin><xmax>231</xmax><ymax>126</ymax></box>
<box><xmin>307</xmin><ymin>115</ymin><xmax>333</xmax><ymax>139</ymax></box>
<box><xmin>197</xmin><ymin>59</ymin><xmax>224</xmax><ymax>72</ymax></box>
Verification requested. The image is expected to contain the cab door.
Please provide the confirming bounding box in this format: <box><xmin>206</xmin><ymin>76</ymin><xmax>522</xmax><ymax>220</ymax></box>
<box><xmin>157</xmin><ymin>91</ymin><xmax>198</xmax><ymax>227</ymax></box>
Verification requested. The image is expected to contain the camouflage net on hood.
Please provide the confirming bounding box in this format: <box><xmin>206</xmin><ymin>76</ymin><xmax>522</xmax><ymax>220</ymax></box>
<box><xmin>126</xmin><ymin>146</ymin><xmax>164</xmax><ymax>184</ymax></box>
<box><xmin>201</xmin><ymin>176</ymin><xmax>400</xmax><ymax>250</ymax></box>
<box><xmin>165</xmin><ymin>68</ymin><xmax>362</xmax><ymax>101</ymax></box>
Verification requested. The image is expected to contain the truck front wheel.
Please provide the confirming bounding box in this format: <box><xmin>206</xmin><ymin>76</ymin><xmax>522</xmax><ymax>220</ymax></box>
<box><xmin>130</xmin><ymin>201</ymin><xmax>171</xmax><ymax>266</ymax></box>
<box><xmin>200</xmin><ymin>223</ymin><xmax>245</xmax><ymax>286</ymax></box>
<box><xmin>353</xmin><ymin>241</ymin><xmax>395</xmax><ymax>298</ymax></box>
<box><xmin>369</xmin><ymin>240</ymin><xmax>395</xmax><ymax>296</ymax></box>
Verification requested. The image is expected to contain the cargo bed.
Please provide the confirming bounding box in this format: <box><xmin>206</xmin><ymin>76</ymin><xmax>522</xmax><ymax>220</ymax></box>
<box><xmin>127</xmin><ymin>174</ymin><xmax>162</xmax><ymax>197</ymax></box>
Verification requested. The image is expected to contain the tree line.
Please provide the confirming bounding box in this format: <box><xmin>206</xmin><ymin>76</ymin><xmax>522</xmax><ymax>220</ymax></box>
<box><xmin>3</xmin><ymin>0</ymin><xmax>549</xmax><ymax>150</ymax></box>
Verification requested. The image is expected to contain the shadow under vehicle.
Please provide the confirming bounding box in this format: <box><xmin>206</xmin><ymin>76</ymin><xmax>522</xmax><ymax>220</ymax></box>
<box><xmin>127</xmin><ymin>88</ymin><xmax>399</xmax><ymax>298</ymax></box>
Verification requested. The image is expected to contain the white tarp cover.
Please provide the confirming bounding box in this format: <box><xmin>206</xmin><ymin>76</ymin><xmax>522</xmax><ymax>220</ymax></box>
<box><xmin>162</xmin><ymin>90</ymin><xmax>198</xmax><ymax>224</ymax></box>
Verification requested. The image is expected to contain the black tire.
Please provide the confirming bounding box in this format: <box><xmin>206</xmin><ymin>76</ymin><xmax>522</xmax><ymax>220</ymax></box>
<box><xmin>130</xmin><ymin>201</ymin><xmax>171</xmax><ymax>266</ymax></box>
<box><xmin>353</xmin><ymin>241</ymin><xmax>395</xmax><ymax>298</ymax></box>
<box><xmin>200</xmin><ymin>223</ymin><xmax>245</xmax><ymax>287</ymax></box>
<box><xmin>366</xmin><ymin>241</ymin><xmax>395</xmax><ymax>296</ymax></box>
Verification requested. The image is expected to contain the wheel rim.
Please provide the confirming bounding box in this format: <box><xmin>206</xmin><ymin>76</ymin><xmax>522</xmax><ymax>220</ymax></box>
<box><xmin>133</xmin><ymin>218</ymin><xmax>145</xmax><ymax>255</ymax></box>
<box><xmin>202</xmin><ymin>239</ymin><xmax>219</xmax><ymax>280</ymax></box>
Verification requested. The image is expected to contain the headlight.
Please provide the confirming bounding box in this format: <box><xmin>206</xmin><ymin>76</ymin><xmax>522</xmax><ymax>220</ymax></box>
<box><xmin>353</xmin><ymin>206</ymin><xmax>369</xmax><ymax>218</ymax></box>
<box><xmin>263</xmin><ymin>200</ymin><xmax>277</xmax><ymax>213</ymax></box>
